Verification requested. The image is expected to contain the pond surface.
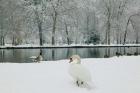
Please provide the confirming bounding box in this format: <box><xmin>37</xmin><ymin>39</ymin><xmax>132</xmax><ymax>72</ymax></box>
<box><xmin>0</xmin><ymin>47</ymin><xmax>140</xmax><ymax>63</ymax></box>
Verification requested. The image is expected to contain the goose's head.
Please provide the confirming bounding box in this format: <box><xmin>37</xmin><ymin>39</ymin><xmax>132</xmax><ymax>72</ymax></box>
<box><xmin>69</xmin><ymin>55</ymin><xmax>81</xmax><ymax>64</ymax></box>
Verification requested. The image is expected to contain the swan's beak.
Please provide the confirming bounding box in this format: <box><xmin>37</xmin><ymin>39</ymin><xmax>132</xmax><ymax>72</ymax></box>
<box><xmin>69</xmin><ymin>58</ymin><xmax>72</xmax><ymax>63</ymax></box>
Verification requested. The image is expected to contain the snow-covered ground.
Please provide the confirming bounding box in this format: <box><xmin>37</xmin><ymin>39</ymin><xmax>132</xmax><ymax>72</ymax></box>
<box><xmin>0</xmin><ymin>56</ymin><xmax>140</xmax><ymax>93</ymax></box>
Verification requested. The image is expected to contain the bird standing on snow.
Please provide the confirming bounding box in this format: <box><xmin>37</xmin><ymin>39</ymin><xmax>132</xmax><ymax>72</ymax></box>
<box><xmin>68</xmin><ymin>55</ymin><xmax>92</xmax><ymax>88</ymax></box>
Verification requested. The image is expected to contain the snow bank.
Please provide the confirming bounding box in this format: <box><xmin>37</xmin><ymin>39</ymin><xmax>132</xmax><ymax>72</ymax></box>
<box><xmin>0</xmin><ymin>56</ymin><xmax>140</xmax><ymax>93</ymax></box>
<box><xmin>1</xmin><ymin>44</ymin><xmax>140</xmax><ymax>49</ymax></box>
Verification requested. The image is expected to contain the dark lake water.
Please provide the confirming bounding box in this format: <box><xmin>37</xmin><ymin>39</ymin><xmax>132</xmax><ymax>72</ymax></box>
<box><xmin>0</xmin><ymin>47</ymin><xmax>140</xmax><ymax>63</ymax></box>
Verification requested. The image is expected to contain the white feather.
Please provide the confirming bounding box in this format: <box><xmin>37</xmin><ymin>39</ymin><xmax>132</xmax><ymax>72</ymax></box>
<box><xmin>69</xmin><ymin>63</ymin><xmax>91</xmax><ymax>82</ymax></box>
<box><xmin>68</xmin><ymin>55</ymin><xmax>93</xmax><ymax>88</ymax></box>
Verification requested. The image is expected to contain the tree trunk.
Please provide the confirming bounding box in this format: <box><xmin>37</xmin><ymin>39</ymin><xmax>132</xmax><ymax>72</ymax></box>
<box><xmin>12</xmin><ymin>36</ymin><xmax>16</xmax><ymax>45</ymax></box>
<box><xmin>87</xmin><ymin>15</ymin><xmax>89</xmax><ymax>37</ymax></box>
<box><xmin>52</xmin><ymin>11</ymin><xmax>57</xmax><ymax>45</ymax></box>
<box><xmin>0</xmin><ymin>31</ymin><xmax>5</xmax><ymax>46</ymax></box>
<box><xmin>2</xmin><ymin>36</ymin><xmax>5</xmax><ymax>46</ymax></box>
<box><xmin>123</xmin><ymin>14</ymin><xmax>137</xmax><ymax>45</ymax></box>
<box><xmin>34</xmin><ymin>6</ymin><xmax>43</xmax><ymax>46</ymax></box>
<box><xmin>64</xmin><ymin>22</ymin><xmax>70</xmax><ymax>45</ymax></box>
<box><xmin>123</xmin><ymin>17</ymin><xmax>130</xmax><ymax>45</ymax></box>
<box><xmin>38</xmin><ymin>21</ymin><xmax>43</xmax><ymax>46</ymax></box>
<box><xmin>107</xmin><ymin>16</ymin><xmax>111</xmax><ymax>45</ymax></box>
<box><xmin>131</xmin><ymin>21</ymin><xmax>139</xmax><ymax>54</ymax></box>
<box><xmin>116</xmin><ymin>27</ymin><xmax>119</xmax><ymax>53</ymax></box>
<box><xmin>0</xmin><ymin>36</ymin><xmax>2</xmax><ymax>46</ymax></box>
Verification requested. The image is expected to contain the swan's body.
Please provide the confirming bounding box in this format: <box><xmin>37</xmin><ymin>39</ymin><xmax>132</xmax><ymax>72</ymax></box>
<box><xmin>68</xmin><ymin>55</ymin><xmax>92</xmax><ymax>87</ymax></box>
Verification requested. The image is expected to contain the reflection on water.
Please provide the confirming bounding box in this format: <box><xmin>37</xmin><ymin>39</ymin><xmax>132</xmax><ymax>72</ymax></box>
<box><xmin>0</xmin><ymin>47</ymin><xmax>140</xmax><ymax>63</ymax></box>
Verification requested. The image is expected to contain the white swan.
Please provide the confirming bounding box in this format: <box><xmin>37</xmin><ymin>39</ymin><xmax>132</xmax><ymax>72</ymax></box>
<box><xmin>68</xmin><ymin>55</ymin><xmax>92</xmax><ymax>88</ymax></box>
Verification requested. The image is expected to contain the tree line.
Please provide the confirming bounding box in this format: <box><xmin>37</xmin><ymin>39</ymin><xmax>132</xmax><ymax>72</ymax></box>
<box><xmin>0</xmin><ymin>0</ymin><xmax>140</xmax><ymax>46</ymax></box>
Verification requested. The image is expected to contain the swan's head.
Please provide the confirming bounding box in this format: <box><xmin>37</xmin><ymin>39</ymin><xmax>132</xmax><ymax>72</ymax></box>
<box><xmin>69</xmin><ymin>55</ymin><xmax>81</xmax><ymax>64</ymax></box>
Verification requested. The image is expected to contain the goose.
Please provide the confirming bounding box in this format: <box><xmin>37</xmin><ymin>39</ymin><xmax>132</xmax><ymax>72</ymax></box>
<box><xmin>34</xmin><ymin>54</ymin><xmax>43</xmax><ymax>62</ymax></box>
<box><xmin>30</xmin><ymin>53</ymin><xmax>43</xmax><ymax>63</ymax></box>
<box><xmin>68</xmin><ymin>55</ymin><xmax>92</xmax><ymax>88</ymax></box>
